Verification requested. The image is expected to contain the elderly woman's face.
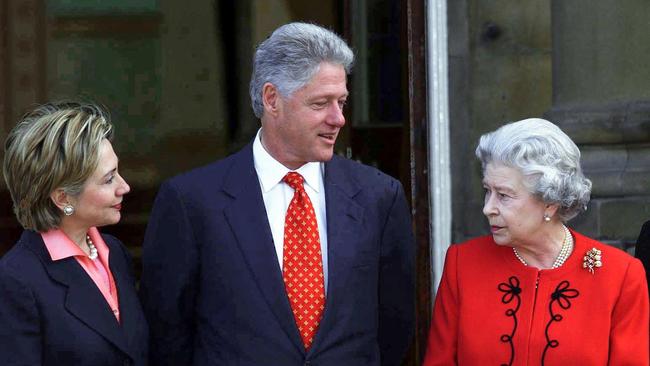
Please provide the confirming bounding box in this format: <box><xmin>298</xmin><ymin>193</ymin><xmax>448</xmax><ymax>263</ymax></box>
<box><xmin>68</xmin><ymin>139</ymin><xmax>130</xmax><ymax>229</ymax></box>
<box><xmin>482</xmin><ymin>162</ymin><xmax>548</xmax><ymax>247</ymax></box>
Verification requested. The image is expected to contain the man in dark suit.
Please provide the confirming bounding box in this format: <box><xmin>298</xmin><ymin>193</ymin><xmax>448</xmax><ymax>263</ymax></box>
<box><xmin>140</xmin><ymin>22</ymin><xmax>415</xmax><ymax>365</ymax></box>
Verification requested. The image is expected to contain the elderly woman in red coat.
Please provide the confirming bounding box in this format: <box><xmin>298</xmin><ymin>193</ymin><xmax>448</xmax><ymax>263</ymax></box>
<box><xmin>424</xmin><ymin>118</ymin><xmax>649</xmax><ymax>365</ymax></box>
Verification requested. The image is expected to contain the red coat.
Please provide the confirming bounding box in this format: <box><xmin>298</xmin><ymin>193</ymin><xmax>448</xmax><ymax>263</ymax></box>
<box><xmin>424</xmin><ymin>230</ymin><xmax>649</xmax><ymax>365</ymax></box>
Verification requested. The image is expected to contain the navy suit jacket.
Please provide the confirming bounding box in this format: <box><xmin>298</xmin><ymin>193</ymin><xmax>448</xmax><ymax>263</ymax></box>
<box><xmin>0</xmin><ymin>230</ymin><xmax>149</xmax><ymax>366</ymax></box>
<box><xmin>140</xmin><ymin>143</ymin><xmax>415</xmax><ymax>365</ymax></box>
<box><xmin>635</xmin><ymin>220</ymin><xmax>650</xmax><ymax>295</ymax></box>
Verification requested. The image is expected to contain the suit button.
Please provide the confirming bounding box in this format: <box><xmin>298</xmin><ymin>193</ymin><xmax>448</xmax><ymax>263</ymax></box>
<box><xmin>304</xmin><ymin>362</ymin><xmax>311</xmax><ymax>366</ymax></box>
<box><xmin>123</xmin><ymin>359</ymin><xmax>131</xmax><ymax>366</ymax></box>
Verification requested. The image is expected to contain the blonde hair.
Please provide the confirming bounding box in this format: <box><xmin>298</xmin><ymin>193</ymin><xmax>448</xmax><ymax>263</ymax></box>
<box><xmin>3</xmin><ymin>102</ymin><xmax>113</xmax><ymax>231</ymax></box>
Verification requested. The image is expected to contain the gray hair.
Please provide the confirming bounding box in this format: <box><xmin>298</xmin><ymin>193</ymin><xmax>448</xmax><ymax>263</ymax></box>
<box><xmin>249</xmin><ymin>22</ymin><xmax>354</xmax><ymax>118</ymax></box>
<box><xmin>475</xmin><ymin>118</ymin><xmax>592</xmax><ymax>222</ymax></box>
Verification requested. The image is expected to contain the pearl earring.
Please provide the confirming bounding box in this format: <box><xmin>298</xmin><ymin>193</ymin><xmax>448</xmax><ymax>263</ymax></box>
<box><xmin>63</xmin><ymin>204</ymin><xmax>74</xmax><ymax>216</ymax></box>
<box><xmin>543</xmin><ymin>214</ymin><xmax>551</xmax><ymax>222</ymax></box>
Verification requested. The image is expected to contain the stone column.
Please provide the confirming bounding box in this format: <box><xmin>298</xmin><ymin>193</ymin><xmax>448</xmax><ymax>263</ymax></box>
<box><xmin>546</xmin><ymin>0</ymin><xmax>650</xmax><ymax>251</ymax></box>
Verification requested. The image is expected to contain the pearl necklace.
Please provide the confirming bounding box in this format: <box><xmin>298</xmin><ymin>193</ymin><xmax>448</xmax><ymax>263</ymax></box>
<box><xmin>513</xmin><ymin>225</ymin><xmax>573</xmax><ymax>269</ymax></box>
<box><xmin>85</xmin><ymin>235</ymin><xmax>98</xmax><ymax>260</ymax></box>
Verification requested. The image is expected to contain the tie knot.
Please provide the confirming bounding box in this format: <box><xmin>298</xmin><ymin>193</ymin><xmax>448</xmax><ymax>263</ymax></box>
<box><xmin>283</xmin><ymin>172</ymin><xmax>305</xmax><ymax>191</ymax></box>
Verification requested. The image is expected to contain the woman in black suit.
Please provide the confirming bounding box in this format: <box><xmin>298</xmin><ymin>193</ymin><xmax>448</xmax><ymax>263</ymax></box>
<box><xmin>0</xmin><ymin>102</ymin><xmax>148</xmax><ymax>365</ymax></box>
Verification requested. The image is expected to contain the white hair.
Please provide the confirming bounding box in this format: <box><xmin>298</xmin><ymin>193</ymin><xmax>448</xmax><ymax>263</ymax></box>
<box><xmin>249</xmin><ymin>22</ymin><xmax>354</xmax><ymax>118</ymax></box>
<box><xmin>475</xmin><ymin>118</ymin><xmax>592</xmax><ymax>221</ymax></box>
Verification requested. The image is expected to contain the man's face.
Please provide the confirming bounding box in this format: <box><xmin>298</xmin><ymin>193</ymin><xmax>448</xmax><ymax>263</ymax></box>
<box><xmin>264</xmin><ymin>62</ymin><xmax>348</xmax><ymax>169</ymax></box>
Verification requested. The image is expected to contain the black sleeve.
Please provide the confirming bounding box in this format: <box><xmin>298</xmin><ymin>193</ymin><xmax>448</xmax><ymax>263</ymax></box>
<box><xmin>634</xmin><ymin>220</ymin><xmax>650</xmax><ymax>296</ymax></box>
<box><xmin>139</xmin><ymin>181</ymin><xmax>199</xmax><ymax>366</ymax></box>
<box><xmin>0</xmin><ymin>263</ymin><xmax>42</xmax><ymax>365</ymax></box>
<box><xmin>378</xmin><ymin>180</ymin><xmax>416</xmax><ymax>366</ymax></box>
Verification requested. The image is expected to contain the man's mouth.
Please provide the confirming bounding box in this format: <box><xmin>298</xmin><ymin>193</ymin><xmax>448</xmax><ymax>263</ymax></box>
<box><xmin>318</xmin><ymin>133</ymin><xmax>336</xmax><ymax>142</ymax></box>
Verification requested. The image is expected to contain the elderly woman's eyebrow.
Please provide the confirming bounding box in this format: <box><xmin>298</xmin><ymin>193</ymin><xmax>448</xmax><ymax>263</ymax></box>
<box><xmin>482</xmin><ymin>180</ymin><xmax>516</xmax><ymax>192</ymax></box>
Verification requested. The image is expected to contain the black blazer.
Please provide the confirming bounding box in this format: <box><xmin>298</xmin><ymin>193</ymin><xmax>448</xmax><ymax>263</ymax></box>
<box><xmin>0</xmin><ymin>230</ymin><xmax>148</xmax><ymax>366</ymax></box>
<box><xmin>140</xmin><ymin>142</ymin><xmax>416</xmax><ymax>365</ymax></box>
<box><xmin>635</xmin><ymin>220</ymin><xmax>650</xmax><ymax>293</ymax></box>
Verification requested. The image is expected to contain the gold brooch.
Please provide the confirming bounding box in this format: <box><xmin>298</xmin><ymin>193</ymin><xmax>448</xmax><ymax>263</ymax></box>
<box><xmin>583</xmin><ymin>247</ymin><xmax>602</xmax><ymax>274</ymax></box>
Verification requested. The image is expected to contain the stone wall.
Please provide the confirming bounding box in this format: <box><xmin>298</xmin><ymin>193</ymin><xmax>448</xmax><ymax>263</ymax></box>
<box><xmin>448</xmin><ymin>0</ymin><xmax>650</xmax><ymax>253</ymax></box>
<box><xmin>546</xmin><ymin>0</ymin><xmax>650</xmax><ymax>252</ymax></box>
<box><xmin>448</xmin><ymin>0</ymin><xmax>553</xmax><ymax>242</ymax></box>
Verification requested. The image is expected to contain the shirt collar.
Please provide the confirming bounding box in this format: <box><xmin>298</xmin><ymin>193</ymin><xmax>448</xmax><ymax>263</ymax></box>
<box><xmin>41</xmin><ymin>227</ymin><xmax>109</xmax><ymax>261</ymax></box>
<box><xmin>253</xmin><ymin>128</ymin><xmax>323</xmax><ymax>193</ymax></box>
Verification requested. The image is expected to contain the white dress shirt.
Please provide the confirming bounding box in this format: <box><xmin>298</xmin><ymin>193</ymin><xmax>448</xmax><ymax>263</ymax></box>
<box><xmin>252</xmin><ymin>129</ymin><xmax>329</xmax><ymax>290</ymax></box>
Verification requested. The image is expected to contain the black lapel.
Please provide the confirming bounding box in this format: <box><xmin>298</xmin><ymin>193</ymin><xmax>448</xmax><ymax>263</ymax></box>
<box><xmin>21</xmin><ymin>230</ymin><xmax>132</xmax><ymax>357</ymax></box>
<box><xmin>221</xmin><ymin>145</ymin><xmax>304</xmax><ymax>353</ymax></box>
<box><xmin>104</xmin><ymin>235</ymin><xmax>140</xmax><ymax>360</ymax></box>
<box><xmin>309</xmin><ymin>156</ymin><xmax>364</xmax><ymax>352</ymax></box>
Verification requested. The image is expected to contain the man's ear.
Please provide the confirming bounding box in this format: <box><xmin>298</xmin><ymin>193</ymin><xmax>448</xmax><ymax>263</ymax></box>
<box><xmin>262</xmin><ymin>82</ymin><xmax>281</xmax><ymax>117</ymax></box>
<box><xmin>50</xmin><ymin>188</ymin><xmax>69</xmax><ymax>211</ymax></box>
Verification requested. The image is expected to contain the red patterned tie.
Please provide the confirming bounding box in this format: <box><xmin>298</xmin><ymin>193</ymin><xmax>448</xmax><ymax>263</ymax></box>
<box><xmin>282</xmin><ymin>172</ymin><xmax>325</xmax><ymax>350</ymax></box>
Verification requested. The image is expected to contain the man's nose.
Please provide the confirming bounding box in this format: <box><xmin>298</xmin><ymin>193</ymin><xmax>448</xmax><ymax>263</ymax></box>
<box><xmin>326</xmin><ymin>102</ymin><xmax>345</xmax><ymax>127</ymax></box>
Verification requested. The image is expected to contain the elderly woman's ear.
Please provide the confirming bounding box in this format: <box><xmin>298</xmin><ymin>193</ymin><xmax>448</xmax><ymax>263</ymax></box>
<box><xmin>544</xmin><ymin>204</ymin><xmax>560</xmax><ymax>221</ymax></box>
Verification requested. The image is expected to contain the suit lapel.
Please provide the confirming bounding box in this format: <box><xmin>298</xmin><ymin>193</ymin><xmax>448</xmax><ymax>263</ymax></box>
<box><xmin>310</xmin><ymin>157</ymin><xmax>364</xmax><ymax>352</ymax></box>
<box><xmin>221</xmin><ymin>145</ymin><xmax>304</xmax><ymax>352</ymax></box>
<box><xmin>21</xmin><ymin>231</ymin><xmax>132</xmax><ymax>358</ymax></box>
<box><xmin>105</xmin><ymin>237</ymin><xmax>140</xmax><ymax>359</ymax></box>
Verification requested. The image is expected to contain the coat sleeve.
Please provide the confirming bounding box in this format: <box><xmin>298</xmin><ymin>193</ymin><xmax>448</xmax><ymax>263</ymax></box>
<box><xmin>423</xmin><ymin>244</ymin><xmax>459</xmax><ymax>366</ymax></box>
<box><xmin>609</xmin><ymin>258</ymin><xmax>649</xmax><ymax>366</ymax></box>
<box><xmin>635</xmin><ymin>220</ymin><xmax>650</xmax><ymax>296</ymax></box>
<box><xmin>139</xmin><ymin>180</ymin><xmax>199</xmax><ymax>366</ymax></box>
<box><xmin>0</xmin><ymin>263</ymin><xmax>42</xmax><ymax>365</ymax></box>
<box><xmin>377</xmin><ymin>180</ymin><xmax>416</xmax><ymax>366</ymax></box>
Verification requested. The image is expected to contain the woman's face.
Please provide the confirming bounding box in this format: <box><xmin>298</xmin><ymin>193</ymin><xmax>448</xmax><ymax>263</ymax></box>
<box><xmin>67</xmin><ymin>139</ymin><xmax>130</xmax><ymax>229</ymax></box>
<box><xmin>482</xmin><ymin>162</ymin><xmax>548</xmax><ymax>247</ymax></box>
